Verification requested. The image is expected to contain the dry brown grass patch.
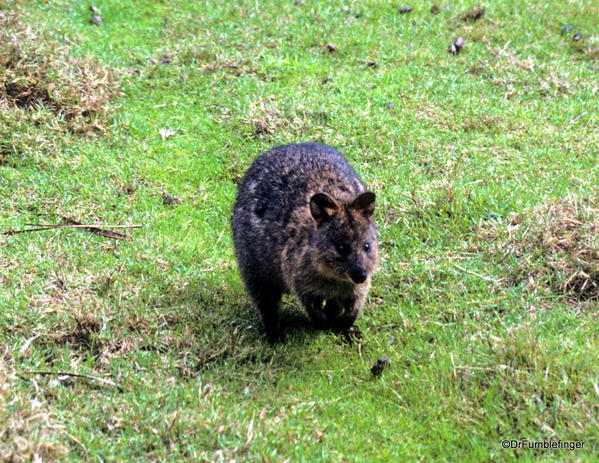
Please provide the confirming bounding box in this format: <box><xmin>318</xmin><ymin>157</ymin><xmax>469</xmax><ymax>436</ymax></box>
<box><xmin>241</xmin><ymin>97</ymin><xmax>334</xmax><ymax>139</ymax></box>
<box><xmin>462</xmin><ymin>115</ymin><xmax>503</xmax><ymax>132</ymax></box>
<box><xmin>0</xmin><ymin>355</ymin><xmax>67</xmax><ymax>462</ymax></box>
<box><xmin>0</xmin><ymin>254</ymin><xmax>11</xmax><ymax>287</ymax></box>
<box><xmin>479</xmin><ymin>196</ymin><xmax>599</xmax><ymax>300</ymax></box>
<box><xmin>0</xmin><ymin>12</ymin><xmax>119</xmax><ymax>135</ymax></box>
<box><xmin>399</xmin><ymin>180</ymin><xmax>462</xmax><ymax>220</ymax></box>
<box><xmin>244</xmin><ymin>97</ymin><xmax>287</xmax><ymax>138</ymax></box>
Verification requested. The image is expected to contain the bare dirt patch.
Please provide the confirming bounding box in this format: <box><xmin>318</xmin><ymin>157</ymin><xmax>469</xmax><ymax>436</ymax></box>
<box><xmin>478</xmin><ymin>196</ymin><xmax>599</xmax><ymax>300</ymax></box>
<box><xmin>50</xmin><ymin>313</ymin><xmax>102</xmax><ymax>352</ymax></box>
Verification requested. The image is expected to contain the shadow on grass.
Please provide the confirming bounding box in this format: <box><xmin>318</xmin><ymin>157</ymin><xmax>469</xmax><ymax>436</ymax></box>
<box><xmin>155</xmin><ymin>280</ymin><xmax>328</xmax><ymax>376</ymax></box>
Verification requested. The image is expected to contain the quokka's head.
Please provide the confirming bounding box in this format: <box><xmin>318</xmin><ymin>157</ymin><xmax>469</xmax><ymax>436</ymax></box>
<box><xmin>309</xmin><ymin>191</ymin><xmax>379</xmax><ymax>284</ymax></box>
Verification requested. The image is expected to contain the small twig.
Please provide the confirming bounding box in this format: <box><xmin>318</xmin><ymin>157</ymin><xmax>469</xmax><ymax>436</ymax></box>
<box><xmin>20</xmin><ymin>334</ymin><xmax>41</xmax><ymax>355</ymax></box>
<box><xmin>2</xmin><ymin>223</ymin><xmax>141</xmax><ymax>240</ymax></box>
<box><xmin>450</xmin><ymin>353</ymin><xmax>456</xmax><ymax>379</ymax></box>
<box><xmin>455</xmin><ymin>365</ymin><xmax>502</xmax><ymax>372</ymax></box>
<box><xmin>453</xmin><ymin>263</ymin><xmax>497</xmax><ymax>284</ymax></box>
<box><xmin>569</xmin><ymin>111</ymin><xmax>588</xmax><ymax>125</ymax></box>
<box><xmin>21</xmin><ymin>370</ymin><xmax>124</xmax><ymax>392</ymax></box>
<box><xmin>152</xmin><ymin>102</ymin><xmax>179</xmax><ymax>109</ymax></box>
<box><xmin>65</xmin><ymin>433</ymin><xmax>89</xmax><ymax>458</ymax></box>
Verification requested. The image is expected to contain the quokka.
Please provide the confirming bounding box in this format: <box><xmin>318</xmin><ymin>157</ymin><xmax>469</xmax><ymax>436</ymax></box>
<box><xmin>232</xmin><ymin>143</ymin><xmax>378</xmax><ymax>342</ymax></box>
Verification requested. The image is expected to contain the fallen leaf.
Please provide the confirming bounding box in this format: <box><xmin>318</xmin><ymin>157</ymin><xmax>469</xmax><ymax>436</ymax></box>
<box><xmin>159</xmin><ymin>128</ymin><xmax>175</xmax><ymax>140</ymax></box>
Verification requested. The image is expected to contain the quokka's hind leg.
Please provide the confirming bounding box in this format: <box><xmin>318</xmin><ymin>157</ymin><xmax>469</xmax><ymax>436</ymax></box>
<box><xmin>248</xmin><ymin>284</ymin><xmax>284</xmax><ymax>343</ymax></box>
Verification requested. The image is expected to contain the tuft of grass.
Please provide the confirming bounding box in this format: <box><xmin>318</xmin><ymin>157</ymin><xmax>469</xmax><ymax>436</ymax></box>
<box><xmin>0</xmin><ymin>360</ymin><xmax>67</xmax><ymax>462</ymax></box>
<box><xmin>480</xmin><ymin>196</ymin><xmax>599</xmax><ymax>300</ymax></box>
<box><xmin>0</xmin><ymin>11</ymin><xmax>120</xmax><ymax>168</ymax></box>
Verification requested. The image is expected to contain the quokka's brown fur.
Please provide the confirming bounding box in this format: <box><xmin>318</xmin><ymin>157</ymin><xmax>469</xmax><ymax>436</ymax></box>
<box><xmin>232</xmin><ymin>143</ymin><xmax>378</xmax><ymax>342</ymax></box>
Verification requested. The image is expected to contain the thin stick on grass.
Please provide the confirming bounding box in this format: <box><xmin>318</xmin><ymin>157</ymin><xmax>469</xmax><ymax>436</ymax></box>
<box><xmin>21</xmin><ymin>370</ymin><xmax>124</xmax><ymax>392</ymax></box>
<box><xmin>2</xmin><ymin>223</ymin><xmax>141</xmax><ymax>240</ymax></box>
<box><xmin>65</xmin><ymin>432</ymin><xmax>89</xmax><ymax>458</ymax></box>
<box><xmin>453</xmin><ymin>263</ymin><xmax>498</xmax><ymax>284</ymax></box>
<box><xmin>569</xmin><ymin>111</ymin><xmax>588</xmax><ymax>125</ymax></box>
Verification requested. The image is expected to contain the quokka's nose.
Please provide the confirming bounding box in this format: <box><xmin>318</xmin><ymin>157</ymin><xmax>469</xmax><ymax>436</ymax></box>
<box><xmin>350</xmin><ymin>268</ymin><xmax>367</xmax><ymax>284</ymax></box>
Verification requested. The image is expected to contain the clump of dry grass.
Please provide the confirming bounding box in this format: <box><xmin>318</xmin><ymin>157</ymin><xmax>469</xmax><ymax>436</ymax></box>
<box><xmin>0</xmin><ymin>353</ymin><xmax>67</xmax><ymax>462</ymax></box>
<box><xmin>243</xmin><ymin>97</ymin><xmax>287</xmax><ymax>138</ymax></box>
<box><xmin>398</xmin><ymin>180</ymin><xmax>461</xmax><ymax>220</ymax></box>
<box><xmin>480</xmin><ymin>196</ymin><xmax>599</xmax><ymax>300</ymax></box>
<box><xmin>0</xmin><ymin>12</ymin><xmax>119</xmax><ymax>135</ymax></box>
<box><xmin>242</xmin><ymin>98</ymin><xmax>333</xmax><ymax>139</ymax></box>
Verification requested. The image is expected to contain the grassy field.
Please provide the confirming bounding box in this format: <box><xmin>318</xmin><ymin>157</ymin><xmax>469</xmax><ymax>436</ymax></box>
<box><xmin>1</xmin><ymin>0</ymin><xmax>598</xmax><ymax>461</ymax></box>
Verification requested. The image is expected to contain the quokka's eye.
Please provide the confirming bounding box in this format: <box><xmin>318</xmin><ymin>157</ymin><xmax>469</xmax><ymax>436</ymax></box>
<box><xmin>364</xmin><ymin>243</ymin><xmax>370</xmax><ymax>252</ymax></box>
<box><xmin>336</xmin><ymin>243</ymin><xmax>350</xmax><ymax>256</ymax></box>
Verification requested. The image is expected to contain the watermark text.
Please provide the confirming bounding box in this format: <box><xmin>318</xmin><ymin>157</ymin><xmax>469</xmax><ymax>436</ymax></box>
<box><xmin>501</xmin><ymin>439</ymin><xmax>584</xmax><ymax>451</ymax></box>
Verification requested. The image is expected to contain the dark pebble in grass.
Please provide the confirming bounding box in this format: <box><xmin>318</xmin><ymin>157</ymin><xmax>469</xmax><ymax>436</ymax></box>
<box><xmin>448</xmin><ymin>43</ymin><xmax>458</xmax><ymax>55</ymax></box>
<box><xmin>561</xmin><ymin>24</ymin><xmax>573</xmax><ymax>35</ymax></box>
<box><xmin>325</xmin><ymin>43</ymin><xmax>336</xmax><ymax>52</ymax></box>
<box><xmin>387</xmin><ymin>101</ymin><xmax>394</xmax><ymax>110</ymax></box>
<box><xmin>159</xmin><ymin>55</ymin><xmax>172</xmax><ymax>64</ymax></box>
<box><xmin>455</xmin><ymin>36</ymin><xmax>464</xmax><ymax>50</ymax></box>
<box><xmin>294</xmin><ymin>0</ymin><xmax>303</xmax><ymax>4</ymax></box>
<box><xmin>399</xmin><ymin>7</ymin><xmax>412</xmax><ymax>14</ymax></box>
<box><xmin>90</xmin><ymin>15</ymin><xmax>103</xmax><ymax>25</ymax></box>
<box><xmin>573</xmin><ymin>32</ymin><xmax>582</xmax><ymax>41</ymax></box>
<box><xmin>322</xmin><ymin>76</ymin><xmax>333</xmax><ymax>84</ymax></box>
<box><xmin>371</xmin><ymin>355</ymin><xmax>390</xmax><ymax>376</ymax></box>
<box><xmin>162</xmin><ymin>194</ymin><xmax>178</xmax><ymax>206</ymax></box>
<box><xmin>367</xmin><ymin>60</ymin><xmax>378</xmax><ymax>68</ymax></box>
<box><xmin>430</xmin><ymin>4</ymin><xmax>441</xmax><ymax>14</ymax></box>
<box><xmin>461</xmin><ymin>6</ymin><xmax>485</xmax><ymax>22</ymax></box>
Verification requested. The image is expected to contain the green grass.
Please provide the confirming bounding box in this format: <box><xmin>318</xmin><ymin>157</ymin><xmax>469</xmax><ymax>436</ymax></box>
<box><xmin>1</xmin><ymin>0</ymin><xmax>598</xmax><ymax>461</ymax></box>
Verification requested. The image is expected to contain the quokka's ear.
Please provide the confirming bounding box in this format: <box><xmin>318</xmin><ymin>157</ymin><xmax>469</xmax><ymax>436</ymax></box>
<box><xmin>352</xmin><ymin>191</ymin><xmax>376</xmax><ymax>219</ymax></box>
<box><xmin>310</xmin><ymin>193</ymin><xmax>339</xmax><ymax>224</ymax></box>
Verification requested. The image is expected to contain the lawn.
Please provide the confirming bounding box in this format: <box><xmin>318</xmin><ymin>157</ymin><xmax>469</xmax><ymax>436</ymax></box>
<box><xmin>1</xmin><ymin>0</ymin><xmax>598</xmax><ymax>461</ymax></box>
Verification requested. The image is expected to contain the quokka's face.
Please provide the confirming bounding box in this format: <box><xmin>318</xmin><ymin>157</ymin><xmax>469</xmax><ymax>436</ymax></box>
<box><xmin>309</xmin><ymin>192</ymin><xmax>379</xmax><ymax>284</ymax></box>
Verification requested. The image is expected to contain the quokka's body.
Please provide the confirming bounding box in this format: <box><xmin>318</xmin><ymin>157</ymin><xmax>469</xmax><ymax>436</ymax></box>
<box><xmin>232</xmin><ymin>143</ymin><xmax>378</xmax><ymax>341</ymax></box>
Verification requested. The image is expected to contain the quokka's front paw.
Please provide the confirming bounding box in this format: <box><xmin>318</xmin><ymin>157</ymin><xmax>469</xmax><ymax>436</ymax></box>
<box><xmin>266</xmin><ymin>326</ymin><xmax>287</xmax><ymax>344</ymax></box>
<box><xmin>329</xmin><ymin>314</ymin><xmax>358</xmax><ymax>334</ymax></box>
